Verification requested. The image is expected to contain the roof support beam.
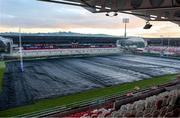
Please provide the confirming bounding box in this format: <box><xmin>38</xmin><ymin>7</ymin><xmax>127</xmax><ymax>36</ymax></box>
<box><xmin>37</xmin><ymin>0</ymin><xmax>87</xmax><ymax>7</ymax></box>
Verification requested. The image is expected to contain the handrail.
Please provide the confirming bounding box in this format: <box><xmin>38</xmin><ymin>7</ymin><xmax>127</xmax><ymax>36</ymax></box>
<box><xmin>17</xmin><ymin>88</ymin><xmax>143</xmax><ymax>117</ymax></box>
<box><xmin>17</xmin><ymin>90</ymin><xmax>128</xmax><ymax>117</ymax></box>
<box><xmin>17</xmin><ymin>79</ymin><xmax>176</xmax><ymax>117</ymax></box>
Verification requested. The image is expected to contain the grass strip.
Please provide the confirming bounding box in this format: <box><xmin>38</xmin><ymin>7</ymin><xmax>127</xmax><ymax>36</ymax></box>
<box><xmin>0</xmin><ymin>61</ymin><xmax>5</xmax><ymax>92</ymax></box>
<box><xmin>0</xmin><ymin>74</ymin><xmax>177</xmax><ymax>117</ymax></box>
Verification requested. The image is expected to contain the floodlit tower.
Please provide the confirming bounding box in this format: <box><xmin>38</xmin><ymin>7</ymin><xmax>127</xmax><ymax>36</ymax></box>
<box><xmin>122</xmin><ymin>18</ymin><xmax>129</xmax><ymax>38</ymax></box>
<box><xmin>160</xmin><ymin>35</ymin><xmax>164</xmax><ymax>57</ymax></box>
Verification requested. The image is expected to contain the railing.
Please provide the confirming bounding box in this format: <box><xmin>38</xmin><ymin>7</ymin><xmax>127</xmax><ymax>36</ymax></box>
<box><xmin>17</xmin><ymin>80</ymin><xmax>175</xmax><ymax>117</ymax></box>
<box><xmin>17</xmin><ymin>97</ymin><xmax>107</xmax><ymax>117</ymax></box>
<box><xmin>17</xmin><ymin>89</ymin><xmax>130</xmax><ymax>117</ymax></box>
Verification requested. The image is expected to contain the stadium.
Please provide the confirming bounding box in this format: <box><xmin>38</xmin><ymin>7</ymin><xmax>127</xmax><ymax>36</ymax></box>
<box><xmin>0</xmin><ymin>0</ymin><xmax>180</xmax><ymax>117</ymax></box>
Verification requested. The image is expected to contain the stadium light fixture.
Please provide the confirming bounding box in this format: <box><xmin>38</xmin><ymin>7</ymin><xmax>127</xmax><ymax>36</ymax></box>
<box><xmin>123</xmin><ymin>18</ymin><xmax>129</xmax><ymax>38</ymax></box>
<box><xmin>106</xmin><ymin>12</ymin><xmax>110</xmax><ymax>16</ymax></box>
<box><xmin>105</xmin><ymin>12</ymin><xmax>118</xmax><ymax>17</ymax></box>
<box><xmin>143</xmin><ymin>21</ymin><xmax>152</xmax><ymax>29</ymax></box>
<box><xmin>114</xmin><ymin>12</ymin><xmax>118</xmax><ymax>16</ymax></box>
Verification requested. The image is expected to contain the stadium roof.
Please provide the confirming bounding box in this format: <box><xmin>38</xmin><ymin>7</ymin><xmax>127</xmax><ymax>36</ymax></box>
<box><xmin>2</xmin><ymin>36</ymin><xmax>120</xmax><ymax>44</ymax></box>
<box><xmin>38</xmin><ymin>0</ymin><xmax>180</xmax><ymax>26</ymax></box>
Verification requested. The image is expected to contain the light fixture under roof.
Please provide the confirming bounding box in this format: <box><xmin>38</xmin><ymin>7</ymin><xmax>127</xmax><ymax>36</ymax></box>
<box><xmin>114</xmin><ymin>12</ymin><xmax>118</xmax><ymax>16</ymax></box>
<box><xmin>105</xmin><ymin>12</ymin><xmax>118</xmax><ymax>17</ymax></box>
<box><xmin>105</xmin><ymin>12</ymin><xmax>110</xmax><ymax>16</ymax></box>
<box><xmin>144</xmin><ymin>21</ymin><xmax>152</xmax><ymax>29</ymax></box>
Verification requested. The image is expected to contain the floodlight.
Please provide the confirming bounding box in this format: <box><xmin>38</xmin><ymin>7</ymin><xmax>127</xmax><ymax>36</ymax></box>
<box><xmin>106</xmin><ymin>13</ymin><xmax>110</xmax><ymax>16</ymax></box>
<box><xmin>113</xmin><ymin>12</ymin><xmax>118</xmax><ymax>16</ymax></box>
<box><xmin>144</xmin><ymin>21</ymin><xmax>152</xmax><ymax>29</ymax></box>
<box><xmin>105</xmin><ymin>12</ymin><xmax>118</xmax><ymax>17</ymax></box>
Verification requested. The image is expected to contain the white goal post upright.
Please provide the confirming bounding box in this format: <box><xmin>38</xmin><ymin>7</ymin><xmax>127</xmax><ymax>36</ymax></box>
<box><xmin>19</xmin><ymin>27</ymin><xmax>24</xmax><ymax>72</ymax></box>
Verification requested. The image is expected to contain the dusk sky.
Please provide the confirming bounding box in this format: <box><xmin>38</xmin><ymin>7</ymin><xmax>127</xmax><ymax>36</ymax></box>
<box><xmin>0</xmin><ymin>0</ymin><xmax>180</xmax><ymax>37</ymax></box>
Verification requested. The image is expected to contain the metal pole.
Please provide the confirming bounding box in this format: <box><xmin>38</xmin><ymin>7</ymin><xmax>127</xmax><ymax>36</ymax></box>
<box><xmin>19</xmin><ymin>27</ymin><xmax>24</xmax><ymax>72</ymax></box>
<box><xmin>168</xmin><ymin>38</ymin><xmax>170</xmax><ymax>48</ymax></box>
<box><xmin>167</xmin><ymin>37</ymin><xmax>170</xmax><ymax>57</ymax></box>
<box><xmin>160</xmin><ymin>35</ymin><xmax>163</xmax><ymax>57</ymax></box>
<box><xmin>123</xmin><ymin>18</ymin><xmax>129</xmax><ymax>38</ymax></box>
<box><xmin>124</xmin><ymin>23</ymin><xmax>127</xmax><ymax>38</ymax></box>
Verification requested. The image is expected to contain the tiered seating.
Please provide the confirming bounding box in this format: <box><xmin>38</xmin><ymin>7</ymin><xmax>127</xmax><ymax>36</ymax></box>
<box><xmin>64</xmin><ymin>103</ymin><xmax>114</xmax><ymax>118</ymax></box>
<box><xmin>62</xmin><ymin>81</ymin><xmax>180</xmax><ymax>118</ymax></box>
<box><xmin>65</xmin><ymin>89</ymin><xmax>179</xmax><ymax>118</ymax></box>
<box><xmin>110</xmin><ymin>89</ymin><xmax>180</xmax><ymax>117</ymax></box>
<box><xmin>64</xmin><ymin>111</ymin><xmax>89</xmax><ymax>118</ymax></box>
<box><xmin>145</xmin><ymin>46</ymin><xmax>180</xmax><ymax>55</ymax></box>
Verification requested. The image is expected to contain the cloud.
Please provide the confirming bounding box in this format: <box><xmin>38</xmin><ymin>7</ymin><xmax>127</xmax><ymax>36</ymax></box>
<box><xmin>0</xmin><ymin>0</ymin><xmax>180</xmax><ymax>37</ymax></box>
<box><xmin>0</xmin><ymin>0</ymin><xmax>144</xmax><ymax>29</ymax></box>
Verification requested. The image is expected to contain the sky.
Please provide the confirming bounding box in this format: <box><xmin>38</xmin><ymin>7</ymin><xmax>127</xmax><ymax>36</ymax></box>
<box><xmin>0</xmin><ymin>0</ymin><xmax>180</xmax><ymax>38</ymax></box>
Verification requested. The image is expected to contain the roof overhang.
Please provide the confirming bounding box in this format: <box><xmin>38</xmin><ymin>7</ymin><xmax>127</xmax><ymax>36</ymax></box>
<box><xmin>37</xmin><ymin>0</ymin><xmax>180</xmax><ymax>25</ymax></box>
